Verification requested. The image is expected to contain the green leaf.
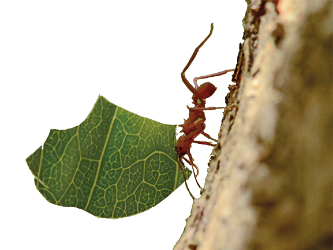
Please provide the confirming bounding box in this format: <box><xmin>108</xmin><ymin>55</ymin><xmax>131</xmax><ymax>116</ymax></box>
<box><xmin>26</xmin><ymin>96</ymin><xmax>191</xmax><ymax>219</ymax></box>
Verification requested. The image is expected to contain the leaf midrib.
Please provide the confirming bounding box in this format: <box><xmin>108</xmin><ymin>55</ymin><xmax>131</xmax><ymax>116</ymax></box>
<box><xmin>85</xmin><ymin>105</ymin><xmax>119</xmax><ymax>210</ymax></box>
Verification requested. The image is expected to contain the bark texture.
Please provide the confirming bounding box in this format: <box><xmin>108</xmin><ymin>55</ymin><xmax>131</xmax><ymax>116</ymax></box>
<box><xmin>174</xmin><ymin>0</ymin><xmax>332</xmax><ymax>249</ymax></box>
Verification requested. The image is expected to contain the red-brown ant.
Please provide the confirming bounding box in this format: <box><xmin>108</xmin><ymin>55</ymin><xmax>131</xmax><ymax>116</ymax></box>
<box><xmin>176</xmin><ymin>23</ymin><xmax>234</xmax><ymax>199</ymax></box>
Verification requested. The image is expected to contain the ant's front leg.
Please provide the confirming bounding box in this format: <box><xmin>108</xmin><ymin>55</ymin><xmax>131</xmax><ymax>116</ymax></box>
<box><xmin>177</xmin><ymin>158</ymin><xmax>196</xmax><ymax>200</ymax></box>
<box><xmin>182</xmin><ymin>156</ymin><xmax>202</xmax><ymax>190</ymax></box>
<box><xmin>182</xmin><ymin>157</ymin><xmax>199</xmax><ymax>177</ymax></box>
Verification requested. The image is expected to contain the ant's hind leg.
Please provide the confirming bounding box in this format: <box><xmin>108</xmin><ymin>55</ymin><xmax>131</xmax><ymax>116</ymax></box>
<box><xmin>193</xmin><ymin>69</ymin><xmax>234</xmax><ymax>88</ymax></box>
<box><xmin>181</xmin><ymin>24</ymin><xmax>214</xmax><ymax>101</ymax></box>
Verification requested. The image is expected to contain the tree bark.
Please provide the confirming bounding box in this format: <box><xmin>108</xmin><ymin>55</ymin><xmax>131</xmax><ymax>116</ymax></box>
<box><xmin>174</xmin><ymin>0</ymin><xmax>332</xmax><ymax>249</ymax></box>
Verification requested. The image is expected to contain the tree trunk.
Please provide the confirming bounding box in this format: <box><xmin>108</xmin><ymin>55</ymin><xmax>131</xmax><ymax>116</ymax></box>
<box><xmin>174</xmin><ymin>0</ymin><xmax>332</xmax><ymax>249</ymax></box>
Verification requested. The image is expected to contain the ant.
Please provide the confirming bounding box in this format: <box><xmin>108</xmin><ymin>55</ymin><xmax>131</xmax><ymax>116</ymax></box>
<box><xmin>176</xmin><ymin>23</ymin><xmax>235</xmax><ymax>199</ymax></box>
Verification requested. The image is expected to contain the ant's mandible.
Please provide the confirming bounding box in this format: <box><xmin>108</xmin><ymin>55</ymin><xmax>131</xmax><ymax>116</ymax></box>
<box><xmin>176</xmin><ymin>23</ymin><xmax>234</xmax><ymax>199</ymax></box>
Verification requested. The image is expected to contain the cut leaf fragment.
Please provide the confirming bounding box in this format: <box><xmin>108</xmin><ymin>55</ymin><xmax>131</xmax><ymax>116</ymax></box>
<box><xmin>26</xmin><ymin>95</ymin><xmax>191</xmax><ymax>218</ymax></box>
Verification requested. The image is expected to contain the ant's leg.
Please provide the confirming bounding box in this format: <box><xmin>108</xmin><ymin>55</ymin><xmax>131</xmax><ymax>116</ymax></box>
<box><xmin>188</xmin><ymin>105</ymin><xmax>238</xmax><ymax>111</ymax></box>
<box><xmin>181</xmin><ymin>24</ymin><xmax>214</xmax><ymax>101</ymax></box>
<box><xmin>177</xmin><ymin>158</ymin><xmax>195</xmax><ymax>200</ymax></box>
<box><xmin>224</xmin><ymin>104</ymin><xmax>238</xmax><ymax>111</ymax></box>
<box><xmin>176</xmin><ymin>124</ymin><xmax>205</xmax><ymax>190</ymax></box>
<box><xmin>194</xmin><ymin>69</ymin><xmax>234</xmax><ymax>88</ymax></box>
<box><xmin>182</xmin><ymin>157</ymin><xmax>199</xmax><ymax>177</ymax></box>
<box><xmin>193</xmin><ymin>140</ymin><xmax>216</xmax><ymax>146</ymax></box>
<box><xmin>201</xmin><ymin>131</ymin><xmax>218</xmax><ymax>142</ymax></box>
<box><xmin>183</xmin><ymin>155</ymin><xmax>202</xmax><ymax>190</ymax></box>
<box><xmin>188</xmin><ymin>106</ymin><xmax>224</xmax><ymax>111</ymax></box>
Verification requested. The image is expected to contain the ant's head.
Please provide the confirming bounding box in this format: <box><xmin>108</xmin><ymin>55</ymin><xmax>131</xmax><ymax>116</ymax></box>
<box><xmin>175</xmin><ymin>146</ymin><xmax>185</xmax><ymax>156</ymax></box>
<box><xmin>175</xmin><ymin>135</ymin><xmax>188</xmax><ymax>156</ymax></box>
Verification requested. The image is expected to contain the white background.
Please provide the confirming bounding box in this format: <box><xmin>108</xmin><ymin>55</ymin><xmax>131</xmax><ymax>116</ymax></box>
<box><xmin>1</xmin><ymin>1</ymin><xmax>246</xmax><ymax>249</ymax></box>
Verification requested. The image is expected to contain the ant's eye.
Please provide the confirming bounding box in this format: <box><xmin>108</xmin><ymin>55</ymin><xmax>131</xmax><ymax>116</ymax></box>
<box><xmin>179</xmin><ymin>147</ymin><xmax>182</xmax><ymax>150</ymax></box>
